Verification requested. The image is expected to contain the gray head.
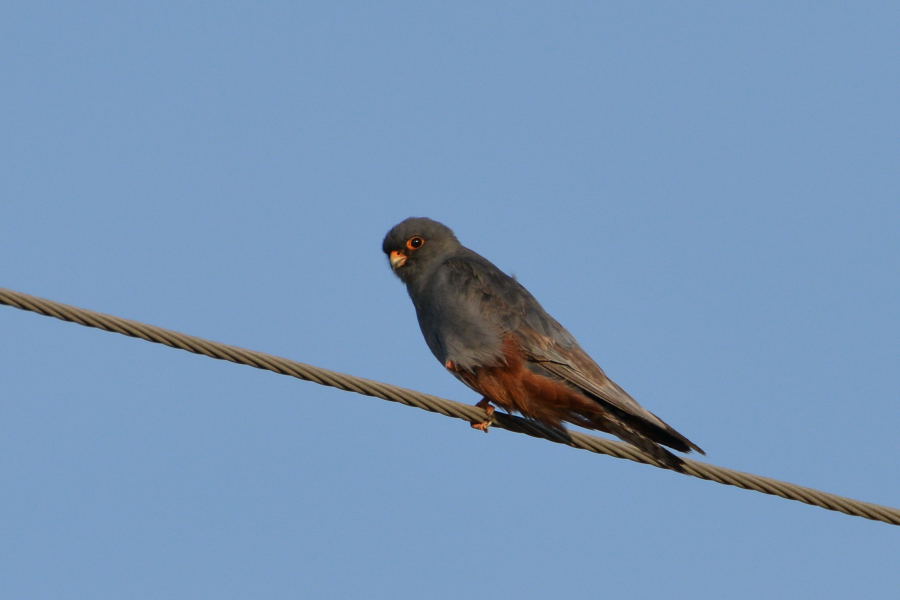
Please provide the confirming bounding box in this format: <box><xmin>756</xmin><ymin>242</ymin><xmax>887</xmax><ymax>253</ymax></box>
<box><xmin>382</xmin><ymin>217</ymin><xmax>462</xmax><ymax>284</ymax></box>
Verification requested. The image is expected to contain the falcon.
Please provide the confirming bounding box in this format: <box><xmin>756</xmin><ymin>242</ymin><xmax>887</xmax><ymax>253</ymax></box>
<box><xmin>383</xmin><ymin>217</ymin><xmax>704</xmax><ymax>468</ymax></box>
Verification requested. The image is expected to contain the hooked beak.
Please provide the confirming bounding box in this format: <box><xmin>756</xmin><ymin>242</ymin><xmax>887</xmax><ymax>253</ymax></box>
<box><xmin>389</xmin><ymin>250</ymin><xmax>407</xmax><ymax>270</ymax></box>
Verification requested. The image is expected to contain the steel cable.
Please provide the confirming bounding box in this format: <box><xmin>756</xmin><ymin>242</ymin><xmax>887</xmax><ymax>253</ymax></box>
<box><xmin>2</xmin><ymin>287</ymin><xmax>897</xmax><ymax>526</ymax></box>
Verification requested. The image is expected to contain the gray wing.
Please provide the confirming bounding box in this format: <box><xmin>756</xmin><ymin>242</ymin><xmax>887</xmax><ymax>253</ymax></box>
<box><xmin>514</xmin><ymin>319</ymin><xmax>704</xmax><ymax>454</ymax></box>
<box><xmin>514</xmin><ymin>319</ymin><xmax>668</xmax><ymax>427</ymax></box>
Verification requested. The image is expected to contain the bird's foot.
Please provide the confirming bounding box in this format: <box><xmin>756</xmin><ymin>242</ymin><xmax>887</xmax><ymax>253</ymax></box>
<box><xmin>470</xmin><ymin>398</ymin><xmax>495</xmax><ymax>433</ymax></box>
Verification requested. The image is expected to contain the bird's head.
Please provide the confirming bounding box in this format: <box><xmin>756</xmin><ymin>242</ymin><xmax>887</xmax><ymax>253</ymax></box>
<box><xmin>382</xmin><ymin>217</ymin><xmax>460</xmax><ymax>284</ymax></box>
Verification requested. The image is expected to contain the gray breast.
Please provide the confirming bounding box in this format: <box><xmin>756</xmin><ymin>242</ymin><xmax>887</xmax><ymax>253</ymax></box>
<box><xmin>409</xmin><ymin>265</ymin><xmax>506</xmax><ymax>370</ymax></box>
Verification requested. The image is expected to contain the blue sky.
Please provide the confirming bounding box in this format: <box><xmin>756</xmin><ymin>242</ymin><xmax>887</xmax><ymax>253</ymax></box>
<box><xmin>2</xmin><ymin>2</ymin><xmax>897</xmax><ymax>598</ymax></box>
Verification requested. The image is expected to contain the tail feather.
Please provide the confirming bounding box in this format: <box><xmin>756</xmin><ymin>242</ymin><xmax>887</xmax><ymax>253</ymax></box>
<box><xmin>599</xmin><ymin>417</ymin><xmax>689</xmax><ymax>471</ymax></box>
<box><xmin>630</xmin><ymin>410</ymin><xmax>705</xmax><ymax>455</ymax></box>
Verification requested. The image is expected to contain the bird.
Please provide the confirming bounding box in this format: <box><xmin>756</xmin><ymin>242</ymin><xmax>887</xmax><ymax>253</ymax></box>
<box><xmin>382</xmin><ymin>217</ymin><xmax>704</xmax><ymax>469</ymax></box>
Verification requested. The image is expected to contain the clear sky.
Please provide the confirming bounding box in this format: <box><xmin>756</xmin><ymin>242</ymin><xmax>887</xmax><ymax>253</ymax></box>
<box><xmin>2</xmin><ymin>2</ymin><xmax>898</xmax><ymax>599</ymax></box>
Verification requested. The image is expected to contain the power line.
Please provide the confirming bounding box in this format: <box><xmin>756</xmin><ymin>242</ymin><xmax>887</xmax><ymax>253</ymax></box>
<box><xmin>1</xmin><ymin>286</ymin><xmax>897</xmax><ymax>526</ymax></box>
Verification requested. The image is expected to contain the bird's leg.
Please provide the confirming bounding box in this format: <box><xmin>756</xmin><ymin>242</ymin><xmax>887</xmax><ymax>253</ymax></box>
<box><xmin>470</xmin><ymin>397</ymin><xmax>495</xmax><ymax>433</ymax></box>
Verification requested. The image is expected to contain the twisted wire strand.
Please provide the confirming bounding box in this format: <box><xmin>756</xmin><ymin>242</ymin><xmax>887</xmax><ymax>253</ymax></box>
<box><xmin>2</xmin><ymin>286</ymin><xmax>897</xmax><ymax>526</ymax></box>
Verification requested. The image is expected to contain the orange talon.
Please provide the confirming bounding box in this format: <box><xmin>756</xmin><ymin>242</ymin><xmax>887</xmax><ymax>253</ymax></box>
<box><xmin>470</xmin><ymin>400</ymin><xmax>495</xmax><ymax>433</ymax></box>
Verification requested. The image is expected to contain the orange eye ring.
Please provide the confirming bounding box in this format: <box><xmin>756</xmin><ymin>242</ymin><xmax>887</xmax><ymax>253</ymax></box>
<box><xmin>406</xmin><ymin>236</ymin><xmax>425</xmax><ymax>250</ymax></box>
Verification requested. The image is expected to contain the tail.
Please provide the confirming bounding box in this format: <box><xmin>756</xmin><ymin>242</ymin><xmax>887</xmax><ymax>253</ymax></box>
<box><xmin>562</xmin><ymin>410</ymin><xmax>691</xmax><ymax>471</ymax></box>
<box><xmin>579</xmin><ymin>408</ymin><xmax>703</xmax><ymax>472</ymax></box>
<box><xmin>617</xmin><ymin>425</ymin><xmax>690</xmax><ymax>472</ymax></box>
<box><xmin>617</xmin><ymin>411</ymin><xmax>704</xmax><ymax>472</ymax></box>
<box><xmin>629</xmin><ymin>409</ymin><xmax>705</xmax><ymax>456</ymax></box>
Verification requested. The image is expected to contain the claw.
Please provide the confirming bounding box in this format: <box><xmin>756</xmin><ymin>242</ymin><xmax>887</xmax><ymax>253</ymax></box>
<box><xmin>470</xmin><ymin>399</ymin><xmax>495</xmax><ymax>433</ymax></box>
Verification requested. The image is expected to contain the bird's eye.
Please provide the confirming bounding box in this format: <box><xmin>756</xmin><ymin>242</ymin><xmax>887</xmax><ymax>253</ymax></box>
<box><xmin>406</xmin><ymin>236</ymin><xmax>425</xmax><ymax>250</ymax></box>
